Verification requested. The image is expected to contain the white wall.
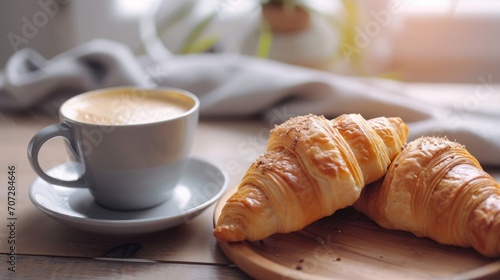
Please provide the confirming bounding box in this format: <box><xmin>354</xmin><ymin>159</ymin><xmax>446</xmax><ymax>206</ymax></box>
<box><xmin>388</xmin><ymin>2</ymin><xmax>500</xmax><ymax>83</ymax></box>
<box><xmin>0</xmin><ymin>0</ymin><xmax>150</xmax><ymax>67</ymax></box>
<box><xmin>0</xmin><ymin>0</ymin><xmax>76</xmax><ymax>66</ymax></box>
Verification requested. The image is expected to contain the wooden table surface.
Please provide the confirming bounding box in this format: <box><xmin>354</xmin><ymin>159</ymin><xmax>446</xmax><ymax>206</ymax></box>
<box><xmin>1</xmin><ymin>84</ymin><xmax>499</xmax><ymax>279</ymax></box>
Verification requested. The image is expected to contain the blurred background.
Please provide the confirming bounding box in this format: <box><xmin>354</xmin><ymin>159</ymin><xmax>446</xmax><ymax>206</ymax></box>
<box><xmin>1</xmin><ymin>0</ymin><xmax>499</xmax><ymax>83</ymax></box>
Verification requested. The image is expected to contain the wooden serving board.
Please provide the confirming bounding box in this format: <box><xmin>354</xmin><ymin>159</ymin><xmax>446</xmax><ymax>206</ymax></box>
<box><xmin>214</xmin><ymin>187</ymin><xmax>500</xmax><ymax>280</ymax></box>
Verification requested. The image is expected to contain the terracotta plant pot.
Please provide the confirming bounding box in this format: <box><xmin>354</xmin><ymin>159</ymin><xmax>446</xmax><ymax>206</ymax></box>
<box><xmin>261</xmin><ymin>4</ymin><xmax>310</xmax><ymax>33</ymax></box>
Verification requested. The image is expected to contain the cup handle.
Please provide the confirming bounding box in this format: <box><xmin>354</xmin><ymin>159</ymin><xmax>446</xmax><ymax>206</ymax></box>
<box><xmin>27</xmin><ymin>123</ymin><xmax>87</xmax><ymax>188</ymax></box>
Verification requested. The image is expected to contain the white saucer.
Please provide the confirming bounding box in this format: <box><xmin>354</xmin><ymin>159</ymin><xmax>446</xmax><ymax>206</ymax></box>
<box><xmin>29</xmin><ymin>157</ymin><xmax>228</xmax><ymax>235</ymax></box>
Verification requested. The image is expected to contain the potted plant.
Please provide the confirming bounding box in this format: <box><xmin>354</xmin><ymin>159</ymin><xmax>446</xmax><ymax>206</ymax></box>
<box><xmin>142</xmin><ymin>0</ymin><xmax>358</xmax><ymax>71</ymax></box>
<box><xmin>237</xmin><ymin>0</ymin><xmax>340</xmax><ymax>70</ymax></box>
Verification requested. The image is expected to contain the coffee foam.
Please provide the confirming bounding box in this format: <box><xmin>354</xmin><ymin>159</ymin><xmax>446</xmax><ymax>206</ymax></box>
<box><xmin>63</xmin><ymin>90</ymin><xmax>192</xmax><ymax>125</ymax></box>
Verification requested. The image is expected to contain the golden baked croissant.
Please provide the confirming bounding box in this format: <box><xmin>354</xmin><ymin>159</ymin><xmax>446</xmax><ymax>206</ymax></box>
<box><xmin>213</xmin><ymin>114</ymin><xmax>408</xmax><ymax>242</ymax></box>
<box><xmin>354</xmin><ymin>136</ymin><xmax>500</xmax><ymax>257</ymax></box>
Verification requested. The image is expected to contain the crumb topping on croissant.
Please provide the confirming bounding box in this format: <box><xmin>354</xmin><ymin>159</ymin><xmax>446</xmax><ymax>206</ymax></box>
<box><xmin>214</xmin><ymin>114</ymin><xmax>408</xmax><ymax>242</ymax></box>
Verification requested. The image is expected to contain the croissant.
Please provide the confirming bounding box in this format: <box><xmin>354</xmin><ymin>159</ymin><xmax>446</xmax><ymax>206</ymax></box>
<box><xmin>354</xmin><ymin>136</ymin><xmax>500</xmax><ymax>257</ymax></box>
<box><xmin>213</xmin><ymin>114</ymin><xmax>408</xmax><ymax>242</ymax></box>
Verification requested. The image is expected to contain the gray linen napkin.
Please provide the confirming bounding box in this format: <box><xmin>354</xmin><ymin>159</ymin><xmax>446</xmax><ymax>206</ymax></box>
<box><xmin>0</xmin><ymin>39</ymin><xmax>147</xmax><ymax>112</ymax></box>
<box><xmin>1</xmin><ymin>39</ymin><xmax>499</xmax><ymax>165</ymax></box>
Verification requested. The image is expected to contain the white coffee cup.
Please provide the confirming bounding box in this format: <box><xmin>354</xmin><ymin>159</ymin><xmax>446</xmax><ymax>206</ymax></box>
<box><xmin>27</xmin><ymin>87</ymin><xmax>199</xmax><ymax>210</ymax></box>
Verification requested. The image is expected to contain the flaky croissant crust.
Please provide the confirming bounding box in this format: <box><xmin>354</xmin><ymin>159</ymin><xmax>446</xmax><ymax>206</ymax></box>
<box><xmin>354</xmin><ymin>136</ymin><xmax>500</xmax><ymax>257</ymax></box>
<box><xmin>214</xmin><ymin>114</ymin><xmax>408</xmax><ymax>242</ymax></box>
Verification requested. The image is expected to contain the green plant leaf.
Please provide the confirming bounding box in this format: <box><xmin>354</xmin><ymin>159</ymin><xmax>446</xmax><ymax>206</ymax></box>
<box><xmin>257</xmin><ymin>21</ymin><xmax>273</xmax><ymax>58</ymax></box>
<box><xmin>182</xmin><ymin>37</ymin><xmax>219</xmax><ymax>54</ymax></box>
<box><xmin>179</xmin><ymin>12</ymin><xmax>219</xmax><ymax>54</ymax></box>
<box><xmin>330</xmin><ymin>0</ymin><xmax>366</xmax><ymax>75</ymax></box>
